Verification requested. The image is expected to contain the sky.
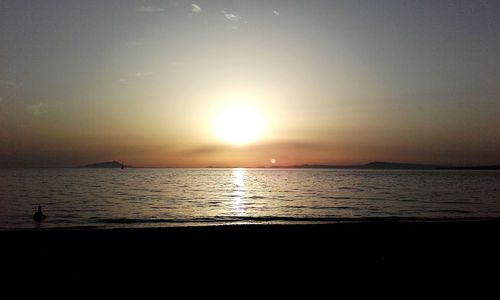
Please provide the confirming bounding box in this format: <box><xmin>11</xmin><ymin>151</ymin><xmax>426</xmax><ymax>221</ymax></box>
<box><xmin>0</xmin><ymin>0</ymin><xmax>499</xmax><ymax>167</ymax></box>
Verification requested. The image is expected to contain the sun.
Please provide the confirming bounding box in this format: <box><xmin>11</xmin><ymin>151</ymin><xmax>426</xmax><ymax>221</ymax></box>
<box><xmin>214</xmin><ymin>105</ymin><xmax>266</xmax><ymax>145</ymax></box>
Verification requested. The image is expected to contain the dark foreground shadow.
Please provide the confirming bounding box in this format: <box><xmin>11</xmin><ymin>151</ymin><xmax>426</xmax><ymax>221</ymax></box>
<box><xmin>1</xmin><ymin>221</ymin><xmax>499</xmax><ymax>297</ymax></box>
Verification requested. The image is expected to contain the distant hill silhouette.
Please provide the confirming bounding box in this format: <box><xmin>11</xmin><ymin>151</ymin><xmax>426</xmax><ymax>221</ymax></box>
<box><xmin>274</xmin><ymin>161</ymin><xmax>500</xmax><ymax>170</ymax></box>
<box><xmin>77</xmin><ymin>161</ymin><xmax>499</xmax><ymax>170</ymax></box>
<box><xmin>360</xmin><ymin>161</ymin><xmax>438</xmax><ymax>169</ymax></box>
<box><xmin>79</xmin><ymin>161</ymin><xmax>131</xmax><ymax>168</ymax></box>
<box><xmin>438</xmin><ymin>165</ymin><xmax>500</xmax><ymax>170</ymax></box>
<box><xmin>273</xmin><ymin>161</ymin><xmax>437</xmax><ymax>170</ymax></box>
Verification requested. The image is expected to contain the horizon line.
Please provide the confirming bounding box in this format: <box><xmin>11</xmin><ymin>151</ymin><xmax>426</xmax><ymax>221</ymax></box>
<box><xmin>4</xmin><ymin>160</ymin><xmax>500</xmax><ymax>169</ymax></box>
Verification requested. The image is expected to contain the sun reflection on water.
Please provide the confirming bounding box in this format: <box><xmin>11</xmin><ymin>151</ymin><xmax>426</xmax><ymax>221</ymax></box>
<box><xmin>231</xmin><ymin>168</ymin><xmax>247</xmax><ymax>216</ymax></box>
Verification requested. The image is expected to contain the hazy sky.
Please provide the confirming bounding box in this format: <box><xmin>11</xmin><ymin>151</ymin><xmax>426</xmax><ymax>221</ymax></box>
<box><xmin>1</xmin><ymin>0</ymin><xmax>499</xmax><ymax>167</ymax></box>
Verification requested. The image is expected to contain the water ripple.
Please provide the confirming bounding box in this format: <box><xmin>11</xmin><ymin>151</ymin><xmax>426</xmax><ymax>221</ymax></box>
<box><xmin>0</xmin><ymin>168</ymin><xmax>499</xmax><ymax>229</ymax></box>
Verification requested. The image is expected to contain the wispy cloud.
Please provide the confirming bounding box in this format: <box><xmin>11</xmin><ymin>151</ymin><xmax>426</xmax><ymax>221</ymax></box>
<box><xmin>273</xmin><ymin>10</ymin><xmax>280</xmax><ymax>16</ymax></box>
<box><xmin>221</xmin><ymin>11</ymin><xmax>241</xmax><ymax>22</ymax></box>
<box><xmin>170</xmin><ymin>61</ymin><xmax>186</xmax><ymax>67</ymax></box>
<box><xmin>191</xmin><ymin>4</ymin><xmax>202</xmax><ymax>13</ymax></box>
<box><xmin>185</xmin><ymin>141</ymin><xmax>326</xmax><ymax>155</ymax></box>
<box><xmin>0</xmin><ymin>80</ymin><xmax>20</xmax><ymax>89</ymax></box>
<box><xmin>135</xmin><ymin>71</ymin><xmax>155</xmax><ymax>77</ymax></box>
<box><xmin>26</xmin><ymin>103</ymin><xmax>49</xmax><ymax>116</ymax></box>
<box><xmin>126</xmin><ymin>39</ymin><xmax>145</xmax><ymax>49</ymax></box>
<box><xmin>137</xmin><ymin>6</ymin><xmax>165</xmax><ymax>13</ymax></box>
<box><xmin>118</xmin><ymin>71</ymin><xmax>155</xmax><ymax>84</ymax></box>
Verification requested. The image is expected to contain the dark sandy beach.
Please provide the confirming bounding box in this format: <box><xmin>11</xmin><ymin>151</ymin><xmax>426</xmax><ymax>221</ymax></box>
<box><xmin>1</xmin><ymin>220</ymin><xmax>499</xmax><ymax>295</ymax></box>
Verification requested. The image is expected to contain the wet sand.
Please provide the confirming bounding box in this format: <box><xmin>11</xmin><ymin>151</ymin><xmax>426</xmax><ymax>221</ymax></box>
<box><xmin>1</xmin><ymin>220</ymin><xmax>499</xmax><ymax>294</ymax></box>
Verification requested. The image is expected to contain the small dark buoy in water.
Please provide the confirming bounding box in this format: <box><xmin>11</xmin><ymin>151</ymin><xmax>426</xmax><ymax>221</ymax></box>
<box><xmin>33</xmin><ymin>205</ymin><xmax>46</xmax><ymax>223</ymax></box>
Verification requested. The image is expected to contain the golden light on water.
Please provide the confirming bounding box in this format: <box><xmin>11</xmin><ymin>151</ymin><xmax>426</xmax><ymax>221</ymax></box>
<box><xmin>231</xmin><ymin>168</ymin><xmax>246</xmax><ymax>216</ymax></box>
<box><xmin>214</xmin><ymin>105</ymin><xmax>266</xmax><ymax>145</ymax></box>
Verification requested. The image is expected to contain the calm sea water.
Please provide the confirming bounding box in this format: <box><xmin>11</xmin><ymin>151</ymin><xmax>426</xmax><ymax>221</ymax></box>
<box><xmin>1</xmin><ymin>168</ymin><xmax>499</xmax><ymax>229</ymax></box>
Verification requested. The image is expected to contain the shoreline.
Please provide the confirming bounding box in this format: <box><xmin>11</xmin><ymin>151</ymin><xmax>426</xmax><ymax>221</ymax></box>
<box><xmin>3</xmin><ymin>216</ymin><xmax>500</xmax><ymax>232</ymax></box>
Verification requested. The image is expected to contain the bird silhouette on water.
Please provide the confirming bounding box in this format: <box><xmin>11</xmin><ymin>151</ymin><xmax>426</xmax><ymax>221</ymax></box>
<box><xmin>33</xmin><ymin>205</ymin><xmax>46</xmax><ymax>223</ymax></box>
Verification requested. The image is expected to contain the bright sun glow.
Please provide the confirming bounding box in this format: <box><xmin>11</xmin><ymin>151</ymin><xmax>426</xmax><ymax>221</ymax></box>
<box><xmin>214</xmin><ymin>105</ymin><xmax>266</xmax><ymax>145</ymax></box>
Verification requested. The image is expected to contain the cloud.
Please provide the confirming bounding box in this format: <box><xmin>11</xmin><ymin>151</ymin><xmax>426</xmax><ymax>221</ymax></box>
<box><xmin>126</xmin><ymin>39</ymin><xmax>145</xmax><ymax>49</ymax></box>
<box><xmin>191</xmin><ymin>4</ymin><xmax>202</xmax><ymax>13</ymax></box>
<box><xmin>221</xmin><ymin>11</ymin><xmax>241</xmax><ymax>22</ymax></box>
<box><xmin>0</xmin><ymin>80</ymin><xmax>20</xmax><ymax>89</ymax></box>
<box><xmin>185</xmin><ymin>144</ymin><xmax>228</xmax><ymax>155</ymax></box>
<box><xmin>135</xmin><ymin>71</ymin><xmax>155</xmax><ymax>77</ymax></box>
<box><xmin>170</xmin><ymin>61</ymin><xmax>186</xmax><ymax>67</ymax></box>
<box><xmin>273</xmin><ymin>10</ymin><xmax>280</xmax><ymax>16</ymax></box>
<box><xmin>185</xmin><ymin>141</ymin><xmax>327</xmax><ymax>155</ymax></box>
<box><xmin>137</xmin><ymin>6</ymin><xmax>165</xmax><ymax>13</ymax></box>
<box><xmin>118</xmin><ymin>71</ymin><xmax>155</xmax><ymax>83</ymax></box>
<box><xmin>26</xmin><ymin>103</ymin><xmax>49</xmax><ymax>116</ymax></box>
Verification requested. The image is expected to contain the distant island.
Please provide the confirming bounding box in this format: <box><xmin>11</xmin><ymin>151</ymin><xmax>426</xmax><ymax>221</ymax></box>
<box><xmin>437</xmin><ymin>165</ymin><xmax>500</xmax><ymax>170</ymax></box>
<box><xmin>78</xmin><ymin>161</ymin><xmax>131</xmax><ymax>168</ymax></box>
<box><xmin>273</xmin><ymin>161</ymin><xmax>500</xmax><ymax>170</ymax></box>
<box><xmin>78</xmin><ymin>160</ymin><xmax>499</xmax><ymax>170</ymax></box>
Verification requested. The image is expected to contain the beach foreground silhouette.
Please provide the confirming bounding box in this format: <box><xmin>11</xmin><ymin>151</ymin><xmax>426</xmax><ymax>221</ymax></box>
<box><xmin>1</xmin><ymin>220</ymin><xmax>499</xmax><ymax>295</ymax></box>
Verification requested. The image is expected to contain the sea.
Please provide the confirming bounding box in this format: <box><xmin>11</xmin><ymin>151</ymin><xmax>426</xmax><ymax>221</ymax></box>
<box><xmin>1</xmin><ymin>168</ymin><xmax>499</xmax><ymax>230</ymax></box>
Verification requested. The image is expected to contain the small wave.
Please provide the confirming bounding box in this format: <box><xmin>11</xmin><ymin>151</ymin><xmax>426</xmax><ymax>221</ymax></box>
<box><xmin>319</xmin><ymin>196</ymin><xmax>351</xmax><ymax>200</ymax></box>
<box><xmin>97</xmin><ymin>215</ymin><xmax>484</xmax><ymax>225</ymax></box>
<box><xmin>99</xmin><ymin>216</ymin><xmax>348</xmax><ymax>225</ymax></box>
<box><xmin>435</xmin><ymin>209</ymin><xmax>471</xmax><ymax>214</ymax></box>
<box><xmin>338</xmin><ymin>187</ymin><xmax>364</xmax><ymax>192</ymax></box>
<box><xmin>442</xmin><ymin>201</ymin><xmax>479</xmax><ymax>205</ymax></box>
<box><xmin>247</xmin><ymin>195</ymin><xmax>265</xmax><ymax>199</ymax></box>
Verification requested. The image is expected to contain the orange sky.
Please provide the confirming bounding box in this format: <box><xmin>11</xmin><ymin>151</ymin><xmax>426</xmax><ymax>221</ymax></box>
<box><xmin>1</xmin><ymin>1</ymin><xmax>499</xmax><ymax>167</ymax></box>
